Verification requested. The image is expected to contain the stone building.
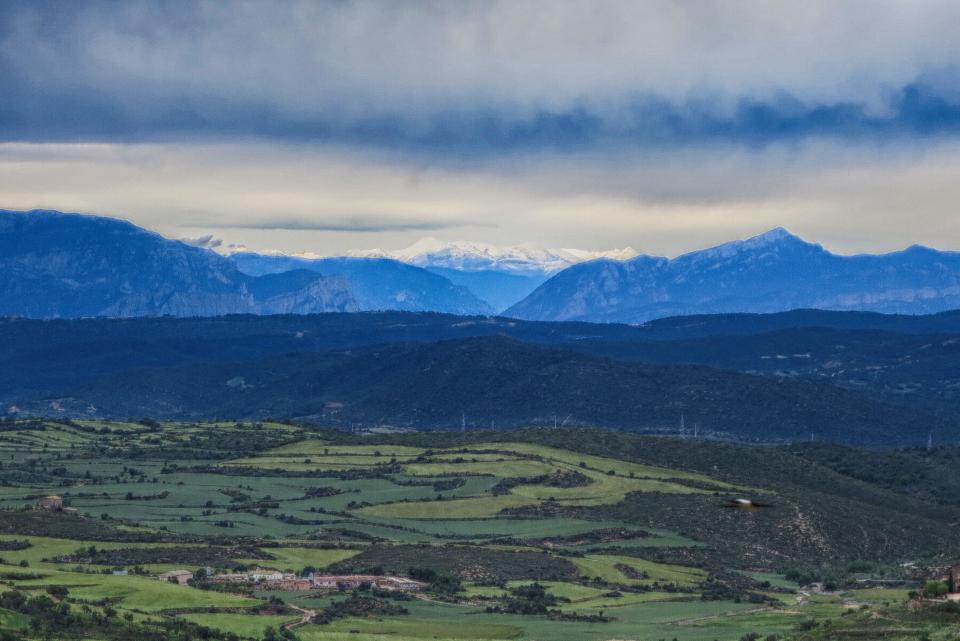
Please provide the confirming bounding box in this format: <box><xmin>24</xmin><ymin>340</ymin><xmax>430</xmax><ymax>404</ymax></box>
<box><xmin>312</xmin><ymin>574</ymin><xmax>427</xmax><ymax>591</ymax></box>
<box><xmin>158</xmin><ymin>570</ymin><xmax>193</xmax><ymax>585</ymax></box>
<box><xmin>36</xmin><ymin>495</ymin><xmax>63</xmax><ymax>511</ymax></box>
<box><xmin>264</xmin><ymin>578</ymin><xmax>312</xmax><ymax>591</ymax></box>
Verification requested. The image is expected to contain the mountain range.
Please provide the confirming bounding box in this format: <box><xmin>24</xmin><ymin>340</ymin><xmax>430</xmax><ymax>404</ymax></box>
<box><xmin>507</xmin><ymin>227</ymin><xmax>960</xmax><ymax>323</ymax></box>
<box><xmin>229</xmin><ymin>252</ymin><xmax>491</xmax><ymax>315</ymax></box>
<box><xmin>348</xmin><ymin>237</ymin><xmax>639</xmax><ymax>275</ymax></box>
<box><xmin>5</xmin><ymin>209</ymin><xmax>960</xmax><ymax>322</ymax></box>
<box><xmin>0</xmin><ymin>209</ymin><xmax>356</xmax><ymax>318</ymax></box>
<box><xmin>346</xmin><ymin>238</ymin><xmax>638</xmax><ymax>311</ymax></box>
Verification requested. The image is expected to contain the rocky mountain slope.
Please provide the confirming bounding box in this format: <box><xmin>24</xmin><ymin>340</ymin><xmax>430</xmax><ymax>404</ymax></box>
<box><xmin>506</xmin><ymin>228</ymin><xmax>960</xmax><ymax>323</ymax></box>
<box><xmin>347</xmin><ymin>238</ymin><xmax>638</xmax><ymax>310</ymax></box>
<box><xmin>229</xmin><ymin>253</ymin><xmax>491</xmax><ymax>315</ymax></box>
<box><xmin>0</xmin><ymin>209</ymin><xmax>356</xmax><ymax>318</ymax></box>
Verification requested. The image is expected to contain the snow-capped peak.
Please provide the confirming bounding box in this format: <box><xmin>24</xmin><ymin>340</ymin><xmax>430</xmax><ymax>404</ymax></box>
<box><xmin>348</xmin><ymin>239</ymin><xmax>639</xmax><ymax>274</ymax></box>
<box><xmin>679</xmin><ymin>227</ymin><xmax>810</xmax><ymax>263</ymax></box>
<box><xmin>744</xmin><ymin>227</ymin><xmax>798</xmax><ymax>246</ymax></box>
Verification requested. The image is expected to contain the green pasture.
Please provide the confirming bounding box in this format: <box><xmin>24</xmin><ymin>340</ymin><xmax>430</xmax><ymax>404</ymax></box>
<box><xmin>0</xmin><ymin>534</ymin><xmax>186</xmax><ymax>567</ymax></box>
<box><xmin>181</xmin><ymin>612</ymin><xmax>299</xmax><ymax>636</ymax></box>
<box><xmin>570</xmin><ymin>554</ymin><xmax>707</xmax><ymax>586</ymax></box>
<box><xmin>0</xmin><ymin>608</ymin><xmax>30</xmax><ymax>632</ymax></box>
<box><xmin>746</xmin><ymin>571</ymin><xmax>800</xmax><ymax>590</ymax></box>
<box><xmin>9</xmin><ymin>569</ymin><xmax>258</xmax><ymax>612</ymax></box>
<box><xmin>357</xmin><ymin>494</ymin><xmax>536</xmax><ymax>519</ymax></box>
<box><xmin>847</xmin><ymin>587</ymin><xmax>912</xmax><ymax>603</ymax></box>
<box><xmin>292</xmin><ymin>598</ymin><xmax>789</xmax><ymax>641</ymax></box>
<box><xmin>264</xmin><ymin>546</ymin><xmax>362</xmax><ymax>571</ymax></box>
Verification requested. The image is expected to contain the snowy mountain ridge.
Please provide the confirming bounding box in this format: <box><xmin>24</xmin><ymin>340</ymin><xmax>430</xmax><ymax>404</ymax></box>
<box><xmin>506</xmin><ymin>227</ymin><xmax>960</xmax><ymax>323</ymax></box>
<box><xmin>347</xmin><ymin>237</ymin><xmax>639</xmax><ymax>274</ymax></box>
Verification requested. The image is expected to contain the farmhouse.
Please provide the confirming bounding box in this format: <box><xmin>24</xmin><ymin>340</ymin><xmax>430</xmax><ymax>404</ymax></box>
<box><xmin>263</xmin><ymin>578</ymin><xmax>312</xmax><ymax>591</ymax></box>
<box><xmin>158</xmin><ymin>570</ymin><xmax>193</xmax><ymax>585</ymax></box>
<box><xmin>949</xmin><ymin>563</ymin><xmax>960</xmax><ymax>598</ymax></box>
<box><xmin>312</xmin><ymin>574</ymin><xmax>427</xmax><ymax>591</ymax></box>
<box><xmin>36</xmin><ymin>495</ymin><xmax>63</xmax><ymax>511</ymax></box>
<box><xmin>248</xmin><ymin>567</ymin><xmax>285</xmax><ymax>582</ymax></box>
<box><xmin>208</xmin><ymin>573</ymin><xmax>250</xmax><ymax>584</ymax></box>
<box><xmin>375</xmin><ymin>576</ymin><xmax>428</xmax><ymax>591</ymax></box>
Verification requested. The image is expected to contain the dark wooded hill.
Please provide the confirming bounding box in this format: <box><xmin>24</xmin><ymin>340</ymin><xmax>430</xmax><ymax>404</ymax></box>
<box><xmin>3</xmin><ymin>309</ymin><xmax>960</xmax><ymax>445</ymax></box>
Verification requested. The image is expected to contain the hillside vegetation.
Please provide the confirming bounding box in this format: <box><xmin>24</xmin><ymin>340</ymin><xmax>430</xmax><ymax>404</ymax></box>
<box><xmin>5</xmin><ymin>309</ymin><xmax>960</xmax><ymax>445</ymax></box>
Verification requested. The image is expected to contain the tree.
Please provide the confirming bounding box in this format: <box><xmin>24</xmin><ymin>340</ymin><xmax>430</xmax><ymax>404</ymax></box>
<box><xmin>46</xmin><ymin>585</ymin><xmax>68</xmax><ymax>600</ymax></box>
<box><xmin>923</xmin><ymin>580</ymin><xmax>949</xmax><ymax>598</ymax></box>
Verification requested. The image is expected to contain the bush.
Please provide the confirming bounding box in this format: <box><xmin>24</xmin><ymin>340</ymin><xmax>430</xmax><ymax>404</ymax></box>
<box><xmin>924</xmin><ymin>580</ymin><xmax>949</xmax><ymax>598</ymax></box>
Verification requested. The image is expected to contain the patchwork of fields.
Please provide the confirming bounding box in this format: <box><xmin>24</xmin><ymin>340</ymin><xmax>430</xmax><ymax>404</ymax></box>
<box><xmin>0</xmin><ymin>420</ymin><xmax>940</xmax><ymax>641</ymax></box>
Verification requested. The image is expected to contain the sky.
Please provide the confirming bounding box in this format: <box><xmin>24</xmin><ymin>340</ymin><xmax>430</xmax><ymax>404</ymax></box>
<box><xmin>2</xmin><ymin>1</ymin><xmax>960</xmax><ymax>256</ymax></box>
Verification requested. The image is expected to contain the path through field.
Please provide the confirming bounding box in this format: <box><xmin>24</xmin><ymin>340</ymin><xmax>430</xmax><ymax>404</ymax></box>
<box><xmin>284</xmin><ymin>604</ymin><xmax>315</xmax><ymax>629</ymax></box>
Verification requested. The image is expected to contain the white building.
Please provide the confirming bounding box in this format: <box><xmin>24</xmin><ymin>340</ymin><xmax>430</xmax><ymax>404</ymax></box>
<box><xmin>248</xmin><ymin>567</ymin><xmax>284</xmax><ymax>582</ymax></box>
<box><xmin>158</xmin><ymin>570</ymin><xmax>193</xmax><ymax>585</ymax></box>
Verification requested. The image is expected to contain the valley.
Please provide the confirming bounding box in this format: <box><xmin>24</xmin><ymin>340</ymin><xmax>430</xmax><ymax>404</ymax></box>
<box><xmin>1</xmin><ymin>419</ymin><xmax>959</xmax><ymax>641</ymax></box>
<box><xmin>7</xmin><ymin>6</ymin><xmax>960</xmax><ymax>641</ymax></box>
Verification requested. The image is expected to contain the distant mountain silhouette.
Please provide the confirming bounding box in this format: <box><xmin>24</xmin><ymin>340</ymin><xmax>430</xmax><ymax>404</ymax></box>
<box><xmin>0</xmin><ymin>209</ymin><xmax>356</xmax><ymax>318</ymax></box>
<box><xmin>421</xmin><ymin>266</ymin><xmax>547</xmax><ymax>312</ymax></box>
<box><xmin>7</xmin><ymin>211</ymin><xmax>960</xmax><ymax>323</ymax></box>
<box><xmin>506</xmin><ymin>228</ymin><xmax>960</xmax><ymax>323</ymax></box>
<box><xmin>230</xmin><ymin>252</ymin><xmax>491</xmax><ymax>315</ymax></box>
<box><xmin>346</xmin><ymin>237</ymin><xmax>637</xmax><ymax>311</ymax></box>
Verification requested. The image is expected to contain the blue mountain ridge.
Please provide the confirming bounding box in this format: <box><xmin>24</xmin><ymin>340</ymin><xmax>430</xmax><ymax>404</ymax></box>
<box><xmin>505</xmin><ymin>227</ymin><xmax>960</xmax><ymax>323</ymax></box>
<box><xmin>5</xmin><ymin>210</ymin><xmax>960</xmax><ymax>323</ymax></box>
<box><xmin>0</xmin><ymin>209</ymin><xmax>356</xmax><ymax>318</ymax></box>
<box><xmin>228</xmin><ymin>253</ymin><xmax>492</xmax><ymax>315</ymax></box>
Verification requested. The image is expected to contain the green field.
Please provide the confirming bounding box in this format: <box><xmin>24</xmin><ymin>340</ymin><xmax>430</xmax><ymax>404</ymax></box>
<box><xmin>12</xmin><ymin>569</ymin><xmax>259</xmax><ymax>611</ymax></box>
<box><xmin>181</xmin><ymin>613</ymin><xmax>300</xmax><ymax>636</ymax></box>
<box><xmin>569</xmin><ymin>553</ymin><xmax>707</xmax><ymax>586</ymax></box>
<box><xmin>0</xmin><ymin>419</ymin><xmax>948</xmax><ymax>641</ymax></box>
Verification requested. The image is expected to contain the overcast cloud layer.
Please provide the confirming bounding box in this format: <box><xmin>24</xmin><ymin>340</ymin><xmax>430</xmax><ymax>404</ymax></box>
<box><xmin>2</xmin><ymin>1</ymin><xmax>960</xmax><ymax>254</ymax></box>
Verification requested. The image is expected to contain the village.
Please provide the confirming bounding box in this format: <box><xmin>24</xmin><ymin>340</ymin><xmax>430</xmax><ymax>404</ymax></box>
<box><xmin>36</xmin><ymin>493</ymin><xmax>960</xmax><ymax>604</ymax></box>
<box><xmin>157</xmin><ymin>567</ymin><xmax>428</xmax><ymax>593</ymax></box>
<box><xmin>35</xmin><ymin>494</ymin><xmax>430</xmax><ymax>594</ymax></box>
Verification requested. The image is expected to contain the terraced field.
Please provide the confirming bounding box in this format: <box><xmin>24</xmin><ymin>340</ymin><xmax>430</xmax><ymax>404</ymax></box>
<box><xmin>225</xmin><ymin>438</ymin><xmax>740</xmax><ymax>522</ymax></box>
<box><xmin>0</xmin><ymin>420</ymin><xmax>936</xmax><ymax>641</ymax></box>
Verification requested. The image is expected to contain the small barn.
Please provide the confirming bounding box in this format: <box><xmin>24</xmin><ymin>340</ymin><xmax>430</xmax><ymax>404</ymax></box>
<box><xmin>158</xmin><ymin>570</ymin><xmax>193</xmax><ymax>585</ymax></box>
<box><xmin>375</xmin><ymin>576</ymin><xmax>428</xmax><ymax>592</ymax></box>
<box><xmin>264</xmin><ymin>578</ymin><xmax>312</xmax><ymax>591</ymax></box>
<box><xmin>36</xmin><ymin>495</ymin><xmax>63</xmax><ymax>511</ymax></box>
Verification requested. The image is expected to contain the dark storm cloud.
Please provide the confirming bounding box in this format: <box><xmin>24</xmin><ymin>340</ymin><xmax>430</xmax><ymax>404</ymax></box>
<box><xmin>3</xmin><ymin>74</ymin><xmax>960</xmax><ymax>152</ymax></box>
<box><xmin>5</xmin><ymin>1</ymin><xmax>960</xmax><ymax>256</ymax></box>
<box><xmin>2</xmin><ymin>1</ymin><xmax>960</xmax><ymax>153</ymax></box>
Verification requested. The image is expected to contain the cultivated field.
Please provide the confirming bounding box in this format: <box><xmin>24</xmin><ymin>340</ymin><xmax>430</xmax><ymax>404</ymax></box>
<box><xmin>0</xmin><ymin>419</ymin><xmax>949</xmax><ymax>641</ymax></box>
